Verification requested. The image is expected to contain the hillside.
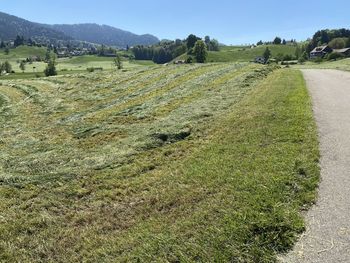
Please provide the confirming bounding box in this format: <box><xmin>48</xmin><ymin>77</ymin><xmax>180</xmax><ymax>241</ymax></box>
<box><xmin>208</xmin><ymin>45</ymin><xmax>298</xmax><ymax>62</ymax></box>
<box><xmin>0</xmin><ymin>11</ymin><xmax>71</xmax><ymax>42</ymax></box>
<box><xmin>50</xmin><ymin>24</ymin><xmax>159</xmax><ymax>48</ymax></box>
<box><xmin>0</xmin><ymin>45</ymin><xmax>47</xmax><ymax>60</ymax></box>
<box><xmin>0</xmin><ymin>11</ymin><xmax>159</xmax><ymax>48</ymax></box>
<box><xmin>0</xmin><ymin>64</ymin><xmax>319</xmax><ymax>262</ymax></box>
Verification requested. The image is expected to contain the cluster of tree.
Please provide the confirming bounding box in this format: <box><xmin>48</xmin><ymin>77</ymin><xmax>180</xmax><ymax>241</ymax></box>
<box><xmin>261</xmin><ymin>43</ymin><xmax>309</xmax><ymax>64</ymax></box>
<box><xmin>257</xmin><ymin>38</ymin><xmax>297</xmax><ymax>46</ymax></box>
<box><xmin>132</xmin><ymin>34</ymin><xmax>217</xmax><ymax>64</ymax></box>
<box><xmin>307</xmin><ymin>29</ymin><xmax>350</xmax><ymax>53</ymax></box>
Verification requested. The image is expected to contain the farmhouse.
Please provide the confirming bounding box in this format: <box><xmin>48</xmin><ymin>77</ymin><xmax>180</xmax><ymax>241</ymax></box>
<box><xmin>333</xmin><ymin>48</ymin><xmax>350</xmax><ymax>57</ymax></box>
<box><xmin>310</xmin><ymin>45</ymin><xmax>333</xmax><ymax>59</ymax></box>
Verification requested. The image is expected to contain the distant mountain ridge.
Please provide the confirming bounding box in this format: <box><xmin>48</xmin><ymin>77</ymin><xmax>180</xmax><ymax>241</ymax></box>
<box><xmin>49</xmin><ymin>24</ymin><xmax>159</xmax><ymax>47</ymax></box>
<box><xmin>0</xmin><ymin>11</ymin><xmax>71</xmax><ymax>43</ymax></box>
<box><xmin>0</xmin><ymin>11</ymin><xmax>159</xmax><ymax>47</ymax></box>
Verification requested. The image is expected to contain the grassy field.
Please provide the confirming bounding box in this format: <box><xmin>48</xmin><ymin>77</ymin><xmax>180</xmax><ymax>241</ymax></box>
<box><xmin>295</xmin><ymin>58</ymin><xmax>350</xmax><ymax>71</ymax></box>
<box><xmin>0</xmin><ymin>46</ymin><xmax>47</xmax><ymax>60</ymax></box>
<box><xmin>0</xmin><ymin>46</ymin><xmax>154</xmax><ymax>76</ymax></box>
<box><xmin>175</xmin><ymin>45</ymin><xmax>298</xmax><ymax>63</ymax></box>
<box><xmin>207</xmin><ymin>45</ymin><xmax>298</xmax><ymax>62</ymax></box>
<box><xmin>0</xmin><ymin>63</ymin><xmax>319</xmax><ymax>262</ymax></box>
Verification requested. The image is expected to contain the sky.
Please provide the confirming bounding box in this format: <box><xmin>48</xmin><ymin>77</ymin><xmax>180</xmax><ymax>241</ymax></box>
<box><xmin>1</xmin><ymin>0</ymin><xmax>350</xmax><ymax>45</ymax></box>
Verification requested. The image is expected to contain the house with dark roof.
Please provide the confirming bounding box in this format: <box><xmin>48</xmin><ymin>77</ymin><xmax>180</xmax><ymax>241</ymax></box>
<box><xmin>333</xmin><ymin>48</ymin><xmax>350</xmax><ymax>57</ymax></box>
<box><xmin>310</xmin><ymin>45</ymin><xmax>333</xmax><ymax>59</ymax></box>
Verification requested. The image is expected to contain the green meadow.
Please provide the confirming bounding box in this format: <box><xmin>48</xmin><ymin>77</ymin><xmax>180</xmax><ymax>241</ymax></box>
<box><xmin>0</xmin><ymin>63</ymin><xmax>319</xmax><ymax>262</ymax></box>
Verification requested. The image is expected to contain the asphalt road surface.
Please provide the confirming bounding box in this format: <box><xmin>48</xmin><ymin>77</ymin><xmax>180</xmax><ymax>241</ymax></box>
<box><xmin>281</xmin><ymin>69</ymin><xmax>350</xmax><ymax>263</ymax></box>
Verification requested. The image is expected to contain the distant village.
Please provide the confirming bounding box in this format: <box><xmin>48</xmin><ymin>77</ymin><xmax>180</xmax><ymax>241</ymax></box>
<box><xmin>1</xmin><ymin>35</ymin><xmax>122</xmax><ymax>61</ymax></box>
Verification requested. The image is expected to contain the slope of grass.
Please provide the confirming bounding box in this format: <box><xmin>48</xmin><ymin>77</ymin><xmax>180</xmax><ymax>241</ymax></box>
<box><xmin>295</xmin><ymin>58</ymin><xmax>350</xmax><ymax>71</ymax></box>
<box><xmin>207</xmin><ymin>45</ymin><xmax>298</xmax><ymax>62</ymax></box>
<box><xmin>0</xmin><ymin>46</ymin><xmax>47</xmax><ymax>60</ymax></box>
<box><xmin>0</xmin><ymin>65</ymin><xmax>319</xmax><ymax>262</ymax></box>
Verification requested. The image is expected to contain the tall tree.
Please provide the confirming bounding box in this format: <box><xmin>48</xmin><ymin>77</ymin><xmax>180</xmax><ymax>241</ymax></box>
<box><xmin>19</xmin><ymin>61</ymin><xmax>26</xmax><ymax>73</ymax></box>
<box><xmin>186</xmin><ymin>34</ymin><xmax>201</xmax><ymax>50</ymax></box>
<box><xmin>263</xmin><ymin>47</ymin><xmax>271</xmax><ymax>64</ymax></box>
<box><xmin>114</xmin><ymin>53</ymin><xmax>123</xmax><ymax>70</ymax></box>
<box><xmin>0</xmin><ymin>41</ymin><xmax>5</xmax><ymax>48</ymax></box>
<box><xmin>204</xmin><ymin>36</ymin><xmax>211</xmax><ymax>45</ymax></box>
<box><xmin>14</xmin><ymin>35</ymin><xmax>24</xmax><ymax>47</ymax></box>
<box><xmin>44</xmin><ymin>58</ymin><xmax>57</xmax><ymax>77</ymax></box>
<box><xmin>193</xmin><ymin>40</ymin><xmax>208</xmax><ymax>63</ymax></box>
<box><xmin>273</xmin><ymin>37</ymin><xmax>282</xmax><ymax>45</ymax></box>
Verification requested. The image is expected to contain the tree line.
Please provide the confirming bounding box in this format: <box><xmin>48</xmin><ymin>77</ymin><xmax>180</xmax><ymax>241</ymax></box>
<box><xmin>132</xmin><ymin>34</ymin><xmax>219</xmax><ymax>64</ymax></box>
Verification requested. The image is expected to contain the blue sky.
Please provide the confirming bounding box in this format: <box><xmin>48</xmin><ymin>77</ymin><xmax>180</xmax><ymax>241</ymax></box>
<box><xmin>1</xmin><ymin>0</ymin><xmax>350</xmax><ymax>44</ymax></box>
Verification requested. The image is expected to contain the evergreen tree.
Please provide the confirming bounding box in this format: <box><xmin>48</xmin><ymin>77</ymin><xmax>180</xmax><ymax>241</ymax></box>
<box><xmin>282</xmin><ymin>39</ymin><xmax>287</xmax><ymax>45</ymax></box>
<box><xmin>44</xmin><ymin>58</ymin><xmax>57</xmax><ymax>77</ymax></box>
<box><xmin>263</xmin><ymin>47</ymin><xmax>271</xmax><ymax>64</ymax></box>
<box><xmin>204</xmin><ymin>36</ymin><xmax>211</xmax><ymax>45</ymax></box>
<box><xmin>257</xmin><ymin>40</ymin><xmax>263</xmax><ymax>46</ymax></box>
<box><xmin>20</xmin><ymin>61</ymin><xmax>26</xmax><ymax>73</ymax></box>
<box><xmin>0</xmin><ymin>41</ymin><xmax>5</xmax><ymax>48</ymax></box>
<box><xmin>193</xmin><ymin>40</ymin><xmax>208</xmax><ymax>63</ymax></box>
<box><xmin>273</xmin><ymin>37</ymin><xmax>282</xmax><ymax>45</ymax></box>
<box><xmin>14</xmin><ymin>35</ymin><xmax>24</xmax><ymax>47</ymax></box>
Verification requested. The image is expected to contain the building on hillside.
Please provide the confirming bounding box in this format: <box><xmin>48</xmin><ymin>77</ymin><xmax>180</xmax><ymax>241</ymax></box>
<box><xmin>333</xmin><ymin>48</ymin><xmax>350</xmax><ymax>57</ymax></box>
<box><xmin>254</xmin><ymin>56</ymin><xmax>266</xmax><ymax>64</ymax></box>
<box><xmin>174</xmin><ymin>60</ymin><xmax>185</xmax><ymax>65</ymax></box>
<box><xmin>310</xmin><ymin>45</ymin><xmax>332</xmax><ymax>59</ymax></box>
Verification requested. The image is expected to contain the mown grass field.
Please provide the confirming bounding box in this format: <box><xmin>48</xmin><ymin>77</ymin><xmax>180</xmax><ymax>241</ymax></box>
<box><xmin>0</xmin><ymin>63</ymin><xmax>319</xmax><ymax>262</ymax></box>
<box><xmin>296</xmin><ymin>58</ymin><xmax>350</xmax><ymax>71</ymax></box>
<box><xmin>207</xmin><ymin>45</ymin><xmax>298</xmax><ymax>62</ymax></box>
<box><xmin>0</xmin><ymin>46</ymin><xmax>154</xmax><ymax>76</ymax></box>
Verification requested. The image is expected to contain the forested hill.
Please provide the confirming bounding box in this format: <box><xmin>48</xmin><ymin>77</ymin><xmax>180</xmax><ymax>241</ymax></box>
<box><xmin>0</xmin><ymin>11</ymin><xmax>159</xmax><ymax>48</ymax></box>
<box><xmin>48</xmin><ymin>24</ymin><xmax>159</xmax><ymax>48</ymax></box>
<box><xmin>0</xmin><ymin>11</ymin><xmax>71</xmax><ymax>43</ymax></box>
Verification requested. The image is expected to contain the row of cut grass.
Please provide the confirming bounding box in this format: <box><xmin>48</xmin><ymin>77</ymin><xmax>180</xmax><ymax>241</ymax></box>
<box><xmin>0</xmin><ymin>66</ymin><xmax>319</xmax><ymax>262</ymax></box>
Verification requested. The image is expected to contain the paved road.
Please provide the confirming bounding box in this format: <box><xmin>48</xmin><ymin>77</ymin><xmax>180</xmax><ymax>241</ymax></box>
<box><xmin>281</xmin><ymin>69</ymin><xmax>350</xmax><ymax>263</ymax></box>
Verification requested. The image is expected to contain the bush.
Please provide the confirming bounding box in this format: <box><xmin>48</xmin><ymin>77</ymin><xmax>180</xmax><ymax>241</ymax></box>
<box><xmin>312</xmin><ymin>57</ymin><xmax>323</xmax><ymax>63</ymax></box>
<box><xmin>326</xmin><ymin>52</ymin><xmax>345</xmax><ymax>61</ymax></box>
<box><xmin>186</xmin><ymin>56</ymin><xmax>194</xmax><ymax>64</ymax></box>
<box><xmin>282</xmin><ymin>54</ymin><xmax>294</xmax><ymax>61</ymax></box>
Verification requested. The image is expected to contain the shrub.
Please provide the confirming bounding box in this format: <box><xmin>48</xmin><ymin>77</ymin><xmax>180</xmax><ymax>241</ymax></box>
<box><xmin>186</xmin><ymin>56</ymin><xmax>194</xmax><ymax>64</ymax></box>
<box><xmin>326</xmin><ymin>52</ymin><xmax>345</xmax><ymax>61</ymax></box>
<box><xmin>312</xmin><ymin>57</ymin><xmax>323</xmax><ymax>63</ymax></box>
